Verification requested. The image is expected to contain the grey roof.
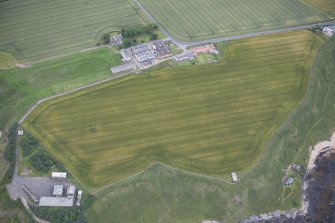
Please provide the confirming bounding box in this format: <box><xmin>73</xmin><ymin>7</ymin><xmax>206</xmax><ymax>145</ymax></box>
<box><xmin>67</xmin><ymin>186</ymin><xmax>75</xmax><ymax>195</ymax></box>
<box><xmin>132</xmin><ymin>44</ymin><xmax>151</xmax><ymax>54</ymax></box>
<box><xmin>39</xmin><ymin>197</ymin><xmax>74</xmax><ymax>207</ymax></box>
<box><xmin>110</xmin><ymin>34</ymin><xmax>123</xmax><ymax>45</ymax></box>
<box><xmin>120</xmin><ymin>49</ymin><xmax>132</xmax><ymax>61</ymax></box>
<box><xmin>174</xmin><ymin>52</ymin><xmax>195</xmax><ymax>61</ymax></box>
<box><xmin>111</xmin><ymin>62</ymin><xmax>137</xmax><ymax>73</ymax></box>
<box><xmin>53</xmin><ymin>185</ymin><xmax>63</xmax><ymax>196</ymax></box>
<box><xmin>285</xmin><ymin>177</ymin><xmax>294</xmax><ymax>185</ymax></box>
<box><xmin>153</xmin><ymin>40</ymin><xmax>170</xmax><ymax>55</ymax></box>
<box><xmin>135</xmin><ymin>50</ymin><xmax>156</xmax><ymax>63</ymax></box>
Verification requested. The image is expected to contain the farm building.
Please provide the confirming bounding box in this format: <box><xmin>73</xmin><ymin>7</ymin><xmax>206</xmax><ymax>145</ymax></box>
<box><xmin>53</xmin><ymin>185</ymin><xmax>63</xmax><ymax>197</ymax></box>
<box><xmin>51</xmin><ymin>172</ymin><xmax>67</xmax><ymax>179</ymax></box>
<box><xmin>132</xmin><ymin>44</ymin><xmax>151</xmax><ymax>54</ymax></box>
<box><xmin>284</xmin><ymin>177</ymin><xmax>294</xmax><ymax>186</ymax></box>
<box><xmin>111</xmin><ymin>62</ymin><xmax>137</xmax><ymax>73</ymax></box>
<box><xmin>323</xmin><ymin>25</ymin><xmax>335</xmax><ymax>37</ymax></box>
<box><xmin>231</xmin><ymin>172</ymin><xmax>238</xmax><ymax>183</ymax></box>
<box><xmin>110</xmin><ymin>34</ymin><xmax>123</xmax><ymax>46</ymax></box>
<box><xmin>76</xmin><ymin>190</ymin><xmax>82</xmax><ymax>206</ymax></box>
<box><xmin>135</xmin><ymin>50</ymin><xmax>156</xmax><ymax>63</ymax></box>
<box><xmin>67</xmin><ymin>185</ymin><xmax>75</xmax><ymax>197</ymax></box>
<box><xmin>174</xmin><ymin>52</ymin><xmax>195</xmax><ymax>61</ymax></box>
<box><xmin>120</xmin><ymin>49</ymin><xmax>132</xmax><ymax>62</ymax></box>
<box><xmin>191</xmin><ymin>44</ymin><xmax>218</xmax><ymax>55</ymax></box>
<box><xmin>39</xmin><ymin>197</ymin><xmax>74</xmax><ymax>207</ymax></box>
<box><xmin>153</xmin><ymin>40</ymin><xmax>170</xmax><ymax>55</ymax></box>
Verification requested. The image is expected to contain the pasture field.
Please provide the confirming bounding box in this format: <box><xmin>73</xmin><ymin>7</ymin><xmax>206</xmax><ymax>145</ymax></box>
<box><xmin>138</xmin><ymin>0</ymin><xmax>330</xmax><ymax>41</ymax></box>
<box><xmin>0</xmin><ymin>47</ymin><xmax>121</xmax><ymax>129</ymax></box>
<box><xmin>0</xmin><ymin>52</ymin><xmax>17</xmax><ymax>68</ymax></box>
<box><xmin>84</xmin><ymin>35</ymin><xmax>335</xmax><ymax>223</ymax></box>
<box><xmin>304</xmin><ymin>0</ymin><xmax>335</xmax><ymax>16</ymax></box>
<box><xmin>24</xmin><ymin>30</ymin><xmax>322</xmax><ymax>192</ymax></box>
<box><xmin>0</xmin><ymin>0</ymin><xmax>148</xmax><ymax>62</ymax></box>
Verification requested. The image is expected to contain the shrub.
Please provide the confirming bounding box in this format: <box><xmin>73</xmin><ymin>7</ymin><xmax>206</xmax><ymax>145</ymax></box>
<box><xmin>29</xmin><ymin>150</ymin><xmax>55</xmax><ymax>173</ymax></box>
<box><xmin>3</xmin><ymin>123</ymin><xmax>18</xmax><ymax>183</ymax></box>
<box><xmin>20</xmin><ymin>132</ymin><xmax>39</xmax><ymax>156</ymax></box>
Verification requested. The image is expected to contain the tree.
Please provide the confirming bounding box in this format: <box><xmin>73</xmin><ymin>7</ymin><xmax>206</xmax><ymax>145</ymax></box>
<box><xmin>123</xmin><ymin>38</ymin><xmax>133</xmax><ymax>48</ymax></box>
<box><xmin>102</xmin><ymin>34</ymin><xmax>110</xmax><ymax>44</ymax></box>
<box><xmin>150</xmin><ymin>33</ymin><xmax>158</xmax><ymax>41</ymax></box>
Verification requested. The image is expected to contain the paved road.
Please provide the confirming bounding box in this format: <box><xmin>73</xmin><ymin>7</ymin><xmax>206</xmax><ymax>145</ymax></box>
<box><xmin>133</xmin><ymin>0</ymin><xmax>334</xmax><ymax>48</ymax></box>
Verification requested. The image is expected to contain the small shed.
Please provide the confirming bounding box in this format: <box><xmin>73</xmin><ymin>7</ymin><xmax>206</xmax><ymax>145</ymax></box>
<box><xmin>284</xmin><ymin>177</ymin><xmax>294</xmax><ymax>186</ymax></box>
<box><xmin>51</xmin><ymin>172</ymin><xmax>67</xmax><ymax>179</ymax></box>
<box><xmin>76</xmin><ymin>190</ymin><xmax>82</xmax><ymax>206</ymax></box>
<box><xmin>17</xmin><ymin>130</ymin><xmax>24</xmax><ymax>136</ymax></box>
<box><xmin>53</xmin><ymin>185</ymin><xmax>63</xmax><ymax>197</ymax></box>
<box><xmin>231</xmin><ymin>172</ymin><xmax>238</xmax><ymax>183</ymax></box>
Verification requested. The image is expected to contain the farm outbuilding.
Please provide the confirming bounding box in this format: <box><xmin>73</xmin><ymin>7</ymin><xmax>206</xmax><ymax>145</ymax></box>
<box><xmin>191</xmin><ymin>44</ymin><xmax>218</xmax><ymax>55</ymax></box>
<box><xmin>67</xmin><ymin>185</ymin><xmax>76</xmax><ymax>197</ymax></box>
<box><xmin>231</xmin><ymin>172</ymin><xmax>238</xmax><ymax>183</ymax></box>
<box><xmin>51</xmin><ymin>172</ymin><xmax>67</xmax><ymax>179</ymax></box>
<box><xmin>76</xmin><ymin>190</ymin><xmax>82</xmax><ymax>206</ymax></box>
<box><xmin>120</xmin><ymin>49</ymin><xmax>132</xmax><ymax>62</ymax></box>
<box><xmin>39</xmin><ymin>197</ymin><xmax>74</xmax><ymax>207</ymax></box>
<box><xmin>135</xmin><ymin>50</ymin><xmax>156</xmax><ymax>63</ymax></box>
<box><xmin>174</xmin><ymin>52</ymin><xmax>195</xmax><ymax>61</ymax></box>
<box><xmin>110</xmin><ymin>34</ymin><xmax>123</xmax><ymax>46</ymax></box>
<box><xmin>53</xmin><ymin>185</ymin><xmax>63</xmax><ymax>197</ymax></box>
<box><xmin>284</xmin><ymin>177</ymin><xmax>294</xmax><ymax>186</ymax></box>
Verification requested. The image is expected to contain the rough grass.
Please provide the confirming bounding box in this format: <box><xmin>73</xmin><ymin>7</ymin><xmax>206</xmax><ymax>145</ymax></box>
<box><xmin>0</xmin><ymin>52</ymin><xmax>17</xmax><ymax>68</ymax></box>
<box><xmin>85</xmin><ymin>36</ymin><xmax>335</xmax><ymax>223</ymax></box>
<box><xmin>138</xmin><ymin>0</ymin><xmax>330</xmax><ymax>41</ymax></box>
<box><xmin>304</xmin><ymin>0</ymin><xmax>335</xmax><ymax>16</ymax></box>
<box><xmin>0</xmin><ymin>0</ymin><xmax>148</xmax><ymax>62</ymax></box>
<box><xmin>24</xmin><ymin>30</ymin><xmax>321</xmax><ymax>192</ymax></box>
<box><xmin>0</xmin><ymin>47</ymin><xmax>121</xmax><ymax>129</ymax></box>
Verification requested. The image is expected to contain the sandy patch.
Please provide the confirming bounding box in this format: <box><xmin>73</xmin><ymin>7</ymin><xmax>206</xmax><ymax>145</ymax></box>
<box><xmin>307</xmin><ymin>132</ymin><xmax>335</xmax><ymax>172</ymax></box>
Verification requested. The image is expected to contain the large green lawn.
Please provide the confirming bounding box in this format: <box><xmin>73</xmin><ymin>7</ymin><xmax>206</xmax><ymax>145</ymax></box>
<box><xmin>0</xmin><ymin>0</ymin><xmax>148</xmax><ymax>62</ymax></box>
<box><xmin>0</xmin><ymin>47</ymin><xmax>121</xmax><ymax>130</ymax></box>
<box><xmin>24</xmin><ymin>30</ymin><xmax>321</xmax><ymax>192</ymax></box>
<box><xmin>139</xmin><ymin>0</ymin><xmax>330</xmax><ymax>41</ymax></box>
<box><xmin>85</xmin><ymin>36</ymin><xmax>335</xmax><ymax>223</ymax></box>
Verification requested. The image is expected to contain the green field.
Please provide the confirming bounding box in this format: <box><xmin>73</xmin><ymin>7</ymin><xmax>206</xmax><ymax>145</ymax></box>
<box><xmin>84</xmin><ymin>35</ymin><xmax>335</xmax><ymax>223</ymax></box>
<box><xmin>0</xmin><ymin>0</ymin><xmax>148</xmax><ymax>62</ymax></box>
<box><xmin>0</xmin><ymin>52</ymin><xmax>17</xmax><ymax>68</ymax></box>
<box><xmin>304</xmin><ymin>0</ymin><xmax>335</xmax><ymax>16</ymax></box>
<box><xmin>24</xmin><ymin>30</ymin><xmax>321</xmax><ymax>192</ymax></box>
<box><xmin>0</xmin><ymin>47</ymin><xmax>121</xmax><ymax>129</ymax></box>
<box><xmin>138</xmin><ymin>0</ymin><xmax>330</xmax><ymax>41</ymax></box>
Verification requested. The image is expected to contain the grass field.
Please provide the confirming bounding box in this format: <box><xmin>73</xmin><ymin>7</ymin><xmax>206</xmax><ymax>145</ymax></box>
<box><xmin>0</xmin><ymin>0</ymin><xmax>148</xmax><ymax>62</ymax></box>
<box><xmin>24</xmin><ymin>30</ymin><xmax>321</xmax><ymax>192</ymax></box>
<box><xmin>0</xmin><ymin>47</ymin><xmax>121</xmax><ymax>129</ymax></box>
<box><xmin>85</xmin><ymin>36</ymin><xmax>335</xmax><ymax>223</ymax></box>
<box><xmin>0</xmin><ymin>52</ymin><xmax>17</xmax><ymax>68</ymax></box>
<box><xmin>304</xmin><ymin>0</ymin><xmax>335</xmax><ymax>16</ymax></box>
<box><xmin>138</xmin><ymin>0</ymin><xmax>330</xmax><ymax>41</ymax></box>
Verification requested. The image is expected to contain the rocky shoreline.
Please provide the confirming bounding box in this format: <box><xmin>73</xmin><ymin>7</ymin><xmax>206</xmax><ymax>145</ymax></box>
<box><xmin>243</xmin><ymin>133</ymin><xmax>335</xmax><ymax>223</ymax></box>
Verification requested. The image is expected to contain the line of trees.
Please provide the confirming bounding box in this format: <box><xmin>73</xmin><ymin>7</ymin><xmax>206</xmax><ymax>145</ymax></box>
<box><xmin>3</xmin><ymin>123</ymin><xmax>17</xmax><ymax>183</ymax></box>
